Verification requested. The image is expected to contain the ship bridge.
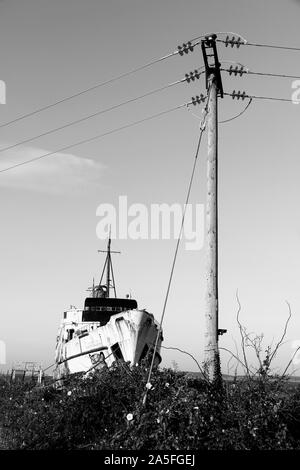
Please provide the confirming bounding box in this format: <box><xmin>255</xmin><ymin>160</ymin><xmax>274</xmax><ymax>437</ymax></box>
<box><xmin>83</xmin><ymin>297</ymin><xmax>137</xmax><ymax>324</ymax></box>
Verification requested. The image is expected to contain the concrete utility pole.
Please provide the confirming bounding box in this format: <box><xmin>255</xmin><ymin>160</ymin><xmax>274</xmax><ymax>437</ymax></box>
<box><xmin>205</xmin><ymin>74</ymin><xmax>219</xmax><ymax>380</ymax></box>
<box><xmin>201</xmin><ymin>35</ymin><xmax>225</xmax><ymax>381</ymax></box>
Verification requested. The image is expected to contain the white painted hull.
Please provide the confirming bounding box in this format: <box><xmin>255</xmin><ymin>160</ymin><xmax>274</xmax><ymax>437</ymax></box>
<box><xmin>54</xmin><ymin>309</ymin><xmax>162</xmax><ymax>381</ymax></box>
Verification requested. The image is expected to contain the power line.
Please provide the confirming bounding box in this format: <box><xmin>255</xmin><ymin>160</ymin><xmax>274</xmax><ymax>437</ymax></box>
<box><xmin>218</xmin><ymin>36</ymin><xmax>300</xmax><ymax>52</ymax></box>
<box><xmin>0</xmin><ymin>55</ymin><xmax>175</xmax><ymax>130</ymax></box>
<box><xmin>0</xmin><ymin>44</ymin><xmax>193</xmax><ymax>130</ymax></box>
<box><xmin>247</xmin><ymin>71</ymin><xmax>300</xmax><ymax>80</ymax></box>
<box><xmin>220</xmin><ymin>97</ymin><xmax>253</xmax><ymax>124</ymax></box>
<box><xmin>142</xmin><ymin>89</ymin><xmax>211</xmax><ymax>405</ymax></box>
<box><xmin>187</xmin><ymin>93</ymin><xmax>253</xmax><ymax>124</ymax></box>
<box><xmin>222</xmin><ymin>67</ymin><xmax>300</xmax><ymax>80</ymax></box>
<box><xmin>0</xmin><ymin>38</ymin><xmax>202</xmax><ymax>130</ymax></box>
<box><xmin>250</xmin><ymin>95</ymin><xmax>295</xmax><ymax>103</ymax></box>
<box><xmin>224</xmin><ymin>91</ymin><xmax>296</xmax><ymax>103</ymax></box>
<box><xmin>0</xmin><ymin>77</ymin><xmax>190</xmax><ymax>154</ymax></box>
<box><xmin>241</xmin><ymin>41</ymin><xmax>300</xmax><ymax>52</ymax></box>
<box><xmin>0</xmin><ymin>102</ymin><xmax>194</xmax><ymax>174</ymax></box>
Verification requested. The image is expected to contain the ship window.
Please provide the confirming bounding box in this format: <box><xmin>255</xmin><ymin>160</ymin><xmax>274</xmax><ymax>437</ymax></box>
<box><xmin>111</xmin><ymin>342</ymin><xmax>124</xmax><ymax>361</ymax></box>
<box><xmin>68</xmin><ymin>329</ymin><xmax>74</xmax><ymax>341</ymax></box>
<box><xmin>79</xmin><ymin>330</ymin><xmax>88</xmax><ymax>338</ymax></box>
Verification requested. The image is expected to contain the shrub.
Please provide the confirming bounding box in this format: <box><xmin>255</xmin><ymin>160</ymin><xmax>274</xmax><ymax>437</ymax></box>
<box><xmin>0</xmin><ymin>365</ymin><xmax>300</xmax><ymax>450</ymax></box>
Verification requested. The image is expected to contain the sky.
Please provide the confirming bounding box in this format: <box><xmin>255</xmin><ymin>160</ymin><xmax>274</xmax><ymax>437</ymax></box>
<box><xmin>0</xmin><ymin>0</ymin><xmax>300</xmax><ymax>376</ymax></box>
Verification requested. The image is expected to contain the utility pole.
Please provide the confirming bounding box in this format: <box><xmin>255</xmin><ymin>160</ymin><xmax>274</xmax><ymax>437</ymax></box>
<box><xmin>201</xmin><ymin>35</ymin><xmax>226</xmax><ymax>381</ymax></box>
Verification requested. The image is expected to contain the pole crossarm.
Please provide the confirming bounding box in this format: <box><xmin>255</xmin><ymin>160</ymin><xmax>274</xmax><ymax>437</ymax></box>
<box><xmin>201</xmin><ymin>34</ymin><xmax>224</xmax><ymax>98</ymax></box>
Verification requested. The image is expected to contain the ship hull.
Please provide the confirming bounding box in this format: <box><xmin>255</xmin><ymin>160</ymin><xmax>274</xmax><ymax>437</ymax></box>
<box><xmin>54</xmin><ymin>309</ymin><xmax>162</xmax><ymax>381</ymax></box>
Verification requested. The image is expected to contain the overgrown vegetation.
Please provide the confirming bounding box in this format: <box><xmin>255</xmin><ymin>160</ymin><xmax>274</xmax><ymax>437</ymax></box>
<box><xmin>1</xmin><ymin>362</ymin><xmax>300</xmax><ymax>450</ymax></box>
<box><xmin>1</xmin><ymin>300</ymin><xmax>299</xmax><ymax>450</ymax></box>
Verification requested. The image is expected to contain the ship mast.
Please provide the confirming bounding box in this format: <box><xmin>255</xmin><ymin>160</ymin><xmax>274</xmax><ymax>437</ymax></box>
<box><xmin>106</xmin><ymin>237</ymin><xmax>111</xmax><ymax>298</ymax></box>
<box><xmin>98</xmin><ymin>234</ymin><xmax>120</xmax><ymax>298</ymax></box>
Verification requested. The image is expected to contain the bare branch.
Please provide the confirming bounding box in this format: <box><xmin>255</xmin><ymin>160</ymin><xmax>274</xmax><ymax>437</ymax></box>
<box><xmin>269</xmin><ymin>301</ymin><xmax>292</xmax><ymax>363</ymax></box>
<box><xmin>236</xmin><ymin>290</ymin><xmax>251</xmax><ymax>377</ymax></box>
<box><xmin>280</xmin><ymin>345</ymin><xmax>300</xmax><ymax>379</ymax></box>
<box><xmin>245</xmin><ymin>332</ymin><xmax>264</xmax><ymax>370</ymax></box>
<box><xmin>219</xmin><ymin>347</ymin><xmax>250</xmax><ymax>373</ymax></box>
<box><xmin>161</xmin><ymin>345</ymin><xmax>209</xmax><ymax>383</ymax></box>
<box><xmin>226</xmin><ymin>354</ymin><xmax>234</xmax><ymax>376</ymax></box>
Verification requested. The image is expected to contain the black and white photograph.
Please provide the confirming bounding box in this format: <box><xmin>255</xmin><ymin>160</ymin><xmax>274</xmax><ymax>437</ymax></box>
<box><xmin>0</xmin><ymin>0</ymin><xmax>300</xmax><ymax>460</ymax></box>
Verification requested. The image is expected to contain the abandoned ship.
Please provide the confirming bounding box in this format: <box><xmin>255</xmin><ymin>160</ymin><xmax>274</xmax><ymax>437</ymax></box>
<box><xmin>54</xmin><ymin>237</ymin><xmax>163</xmax><ymax>380</ymax></box>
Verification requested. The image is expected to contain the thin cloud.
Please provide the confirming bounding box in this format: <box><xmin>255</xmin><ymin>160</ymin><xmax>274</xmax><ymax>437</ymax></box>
<box><xmin>0</xmin><ymin>144</ymin><xmax>105</xmax><ymax>194</ymax></box>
